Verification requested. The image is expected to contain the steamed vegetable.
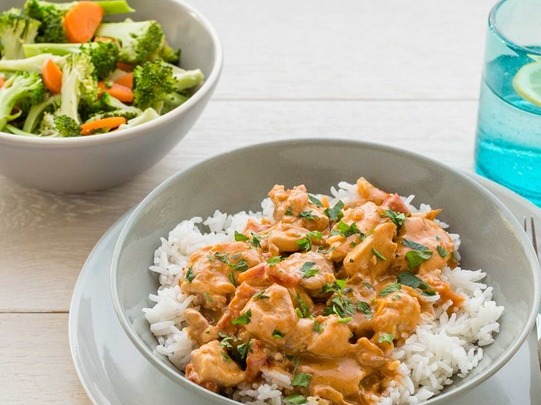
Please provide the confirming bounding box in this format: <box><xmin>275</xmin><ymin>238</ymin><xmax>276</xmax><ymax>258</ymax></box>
<box><xmin>0</xmin><ymin>0</ymin><xmax>203</xmax><ymax>137</ymax></box>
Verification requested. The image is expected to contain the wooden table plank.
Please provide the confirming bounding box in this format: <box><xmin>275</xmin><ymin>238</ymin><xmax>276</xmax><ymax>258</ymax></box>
<box><xmin>0</xmin><ymin>100</ymin><xmax>477</xmax><ymax>312</ymax></box>
<box><xmin>0</xmin><ymin>314</ymin><xmax>91</xmax><ymax>405</ymax></box>
<box><xmin>189</xmin><ymin>0</ymin><xmax>493</xmax><ymax>100</ymax></box>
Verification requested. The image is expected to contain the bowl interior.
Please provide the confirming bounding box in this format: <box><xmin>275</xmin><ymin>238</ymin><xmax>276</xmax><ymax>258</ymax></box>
<box><xmin>112</xmin><ymin>139</ymin><xmax>539</xmax><ymax>403</ymax></box>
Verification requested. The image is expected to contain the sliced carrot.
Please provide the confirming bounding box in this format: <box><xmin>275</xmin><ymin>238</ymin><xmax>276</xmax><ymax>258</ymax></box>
<box><xmin>80</xmin><ymin>117</ymin><xmax>127</xmax><ymax>136</ymax></box>
<box><xmin>42</xmin><ymin>59</ymin><xmax>63</xmax><ymax>94</ymax></box>
<box><xmin>116</xmin><ymin>61</ymin><xmax>134</xmax><ymax>72</ymax></box>
<box><xmin>98</xmin><ymin>81</ymin><xmax>134</xmax><ymax>103</ymax></box>
<box><xmin>64</xmin><ymin>1</ymin><xmax>104</xmax><ymax>43</ymax></box>
<box><xmin>115</xmin><ymin>72</ymin><xmax>133</xmax><ymax>89</ymax></box>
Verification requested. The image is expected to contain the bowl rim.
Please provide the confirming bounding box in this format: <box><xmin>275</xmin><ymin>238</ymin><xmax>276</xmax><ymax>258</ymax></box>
<box><xmin>109</xmin><ymin>138</ymin><xmax>541</xmax><ymax>404</ymax></box>
<box><xmin>0</xmin><ymin>0</ymin><xmax>223</xmax><ymax>149</ymax></box>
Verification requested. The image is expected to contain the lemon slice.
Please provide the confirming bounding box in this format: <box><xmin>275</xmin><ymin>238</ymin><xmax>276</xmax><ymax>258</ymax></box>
<box><xmin>512</xmin><ymin>62</ymin><xmax>541</xmax><ymax>106</ymax></box>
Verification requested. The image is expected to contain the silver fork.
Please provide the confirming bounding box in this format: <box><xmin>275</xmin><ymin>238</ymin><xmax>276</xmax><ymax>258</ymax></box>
<box><xmin>523</xmin><ymin>216</ymin><xmax>541</xmax><ymax>363</ymax></box>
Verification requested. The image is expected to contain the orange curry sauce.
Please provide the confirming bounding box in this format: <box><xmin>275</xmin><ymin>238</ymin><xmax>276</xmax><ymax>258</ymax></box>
<box><xmin>182</xmin><ymin>178</ymin><xmax>463</xmax><ymax>405</ymax></box>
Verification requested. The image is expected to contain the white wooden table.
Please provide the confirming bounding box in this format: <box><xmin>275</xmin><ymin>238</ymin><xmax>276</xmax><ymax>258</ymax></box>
<box><xmin>0</xmin><ymin>0</ymin><xmax>499</xmax><ymax>403</ymax></box>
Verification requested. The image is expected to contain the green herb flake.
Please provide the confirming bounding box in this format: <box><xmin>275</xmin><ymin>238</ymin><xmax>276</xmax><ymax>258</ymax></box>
<box><xmin>291</xmin><ymin>372</ymin><xmax>312</xmax><ymax>388</ymax></box>
<box><xmin>203</xmin><ymin>293</ymin><xmax>213</xmax><ymax>302</ymax></box>
<box><xmin>323</xmin><ymin>295</ymin><xmax>356</xmax><ymax>318</ymax></box>
<box><xmin>379</xmin><ymin>282</ymin><xmax>401</xmax><ymax>297</ymax></box>
<box><xmin>185</xmin><ymin>267</ymin><xmax>195</xmax><ymax>283</ymax></box>
<box><xmin>267</xmin><ymin>256</ymin><xmax>282</xmax><ymax>266</ymax></box>
<box><xmin>364</xmin><ymin>282</ymin><xmax>374</xmax><ymax>290</ymax></box>
<box><xmin>378</xmin><ymin>333</ymin><xmax>394</xmax><ymax>344</ymax></box>
<box><xmin>237</xmin><ymin>340</ymin><xmax>252</xmax><ymax>359</ymax></box>
<box><xmin>308</xmin><ymin>194</ymin><xmax>324</xmax><ymax>207</ymax></box>
<box><xmin>385</xmin><ymin>209</ymin><xmax>406</xmax><ymax>229</ymax></box>
<box><xmin>336</xmin><ymin>221</ymin><xmax>365</xmax><ymax>239</ymax></box>
<box><xmin>405</xmin><ymin>250</ymin><xmax>433</xmax><ymax>270</ymax></box>
<box><xmin>292</xmin><ymin>356</ymin><xmax>300</xmax><ymax>372</ymax></box>
<box><xmin>300</xmin><ymin>210</ymin><xmax>316</xmax><ymax>221</ymax></box>
<box><xmin>397</xmin><ymin>272</ymin><xmax>436</xmax><ymax>296</ymax></box>
<box><xmin>313</xmin><ymin>320</ymin><xmax>324</xmax><ymax>333</ymax></box>
<box><xmin>284</xmin><ymin>394</ymin><xmax>307</xmax><ymax>405</ymax></box>
<box><xmin>284</xmin><ymin>207</ymin><xmax>294</xmax><ymax>216</ymax></box>
<box><xmin>324</xmin><ymin>200</ymin><xmax>345</xmax><ymax>222</ymax></box>
<box><xmin>232</xmin><ymin>258</ymin><xmax>249</xmax><ymax>272</ymax></box>
<box><xmin>402</xmin><ymin>239</ymin><xmax>430</xmax><ymax>251</ymax></box>
<box><xmin>221</xmin><ymin>351</ymin><xmax>231</xmax><ymax>362</ymax></box>
<box><xmin>299</xmin><ymin>261</ymin><xmax>319</xmax><ymax>278</ymax></box>
<box><xmin>228</xmin><ymin>270</ymin><xmax>237</xmax><ymax>287</ymax></box>
<box><xmin>272</xmin><ymin>329</ymin><xmax>285</xmax><ymax>339</ymax></box>
<box><xmin>436</xmin><ymin>245</ymin><xmax>448</xmax><ymax>258</ymax></box>
<box><xmin>253</xmin><ymin>289</ymin><xmax>269</xmax><ymax>300</ymax></box>
<box><xmin>232</xmin><ymin>309</ymin><xmax>252</xmax><ymax>325</ymax></box>
<box><xmin>251</xmin><ymin>233</ymin><xmax>261</xmax><ymax>248</ymax></box>
<box><xmin>357</xmin><ymin>301</ymin><xmax>372</xmax><ymax>317</ymax></box>
<box><xmin>219</xmin><ymin>332</ymin><xmax>234</xmax><ymax>349</ymax></box>
<box><xmin>372</xmin><ymin>247</ymin><xmax>387</xmax><ymax>261</ymax></box>
<box><xmin>234</xmin><ymin>231</ymin><xmax>249</xmax><ymax>242</ymax></box>
<box><xmin>296</xmin><ymin>294</ymin><xmax>312</xmax><ymax>318</ymax></box>
<box><xmin>296</xmin><ymin>231</ymin><xmax>323</xmax><ymax>251</ymax></box>
<box><xmin>337</xmin><ymin>317</ymin><xmax>352</xmax><ymax>323</ymax></box>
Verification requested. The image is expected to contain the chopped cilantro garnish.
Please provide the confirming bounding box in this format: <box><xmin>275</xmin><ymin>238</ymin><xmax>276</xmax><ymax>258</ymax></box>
<box><xmin>214</xmin><ymin>252</ymin><xmax>249</xmax><ymax>272</ymax></box>
<box><xmin>385</xmin><ymin>209</ymin><xmax>406</xmax><ymax>229</ymax></box>
<box><xmin>299</xmin><ymin>210</ymin><xmax>316</xmax><ymax>221</ymax></box>
<box><xmin>436</xmin><ymin>245</ymin><xmax>448</xmax><ymax>258</ymax></box>
<box><xmin>296</xmin><ymin>231</ymin><xmax>323</xmax><ymax>251</ymax></box>
<box><xmin>229</xmin><ymin>270</ymin><xmax>237</xmax><ymax>286</ymax></box>
<box><xmin>221</xmin><ymin>351</ymin><xmax>231</xmax><ymax>362</ymax></box>
<box><xmin>372</xmin><ymin>247</ymin><xmax>387</xmax><ymax>261</ymax></box>
<box><xmin>291</xmin><ymin>372</ymin><xmax>312</xmax><ymax>387</ymax></box>
<box><xmin>232</xmin><ymin>309</ymin><xmax>252</xmax><ymax>325</ymax></box>
<box><xmin>234</xmin><ymin>231</ymin><xmax>249</xmax><ymax>242</ymax></box>
<box><xmin>267</xmin><ymin>256</ymin><xmax>282</xmax><ymax>266</ymax></box>
<box><xmin>272</xmin><ymin>329</ymin><xmax>285</xmax><ymax>339</ymax></box>
<box><xmin>313</xmin><ymin>320</ymin><xmax>324</xmax><ymax>333</ymax></box>
<box><xmin>324</xmin><ymin>200</ymin><xmax>345</xmax><ymax>222</ymax></box>
<box><xmin>402</xmin><ymin>239</ymin><xmax>433</xmax><ymax>270</ymax></box>
<box><xmin>379</xmin><ymin>283</ymin><xmax>401</xmax><ymax>297</ymax></box>
<box><xmin>203</xmin><ymin>293</ymin><xmax>213</xmax><ymax>302</ymax></box>
<box><xmin>219</xmin><ymin>332</ymin><xmax>234</xmax><ymax>349</ymax></box>
<box><xmin>296</xmin><ymin>294</ymin><xmax>312</xmax><ymax>318</ymax></box>
<box><xmin>299</xmin><ymin>261</ymin><xmax>319</xmax><ymax>278</ymax></box>
<box><xmin>185</xmin><ymin>267</ymin><xmax>195</xmax><ymax>283</ymax></box>
<box><xmin>253</xmin><ymin>289</ymin><xmax>269</xmax><ymax>300</ymax></box>
<box><xmin>308</xmin><ymin>194</ymin><xmax>324</xmax><ymax>207</ymax></box>
<box><xmin>378</xmin><ymin>333</ymin><xmax>394</xmax><ymax>344</ymax></box>
<box><xmin>237</xmin><ymin>340</ymin><xmax>252</xmax><ymax>359</ymax></box>
<box><xmin>251</xmin><ymin>233</ymin><xmax>261</xmax><ymax>248</ymax></box>
<box><xmin>357</xmin><ymin>301</ymin><xmax>372</xmax><ymax>317</ymax></box>
<box><xmin>284</xmin><ymin>207</ymin><xmax>294</xmax><ymax>216</ymax></box>
<box><xmin>232</xmin><ymin>259</ymin><xmax>249</xmax><ymax>272</ymax></box>
<box><xmin>323</xmin><ymin>295</ymin><xmax>355</xmax><ymax>318</ymax></box>
<box><xmin>337</xmin><ymin>317</ymin><xmax>352</xmax><ymax>323</ymax></box>
<box><xmin>284</xmin><ymin>394</ymin><xmax>307</xmax><ymax>405</ymax></box>
<box><xmin>397</xmin><ymin>272</ymin><xmax>436</xmax><ymax>296</ymax></box>
<box><xmin>334</xmin><ymin>221</ymin><xmax>365</xmax><ymax>239</ymax></box>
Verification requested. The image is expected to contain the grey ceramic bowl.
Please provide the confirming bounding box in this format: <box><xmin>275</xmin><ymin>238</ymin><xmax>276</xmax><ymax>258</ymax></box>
<box><xmin>0</xmin><ymin>0</ymin><xmax>222</xmax><ymax>192</ymax></box>
<box><xmin>110</xmin><ymin>139</ymin><xmax>540</xmax><ymax>404</ymax></box>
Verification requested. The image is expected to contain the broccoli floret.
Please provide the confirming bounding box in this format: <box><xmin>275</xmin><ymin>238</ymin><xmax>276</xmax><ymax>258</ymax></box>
<box><xmin>0</xmin><ymin>71</ymin><xmax>45</xmax><ymax>130</ymax></box>
<box><xmin>0</xmin><ymin>53</ymin><xmax>63</xmax><ymax>73</ymax></box>
<box><xmin>132</xmin><ymin>59</ymin><xmax>175</xmax><ymax>112</ymax></box>
<box><xmin>158</xmin><ymin>38</ymin><xmax>180</xmax><ymax>65</ymax></box>
<box><xmin>96</xmin><ymin>20</ymin><xmax>165</xmax><ymax>64</ymax></box>
<box><xmin>60</xmin><ymin>53</ymin><xmax>99</xmax><ymax>124</ymax></box>
<box><xmin>133</xmin><ymin>59</ymin><xmax>204</xmax><ymax>114</ymax></box>
<box><xmin>39</xmin><ymin>112</ymin><xmax>80</xmax><ymax>137</ymax></box>
<box><xmin>25</xmin><ymin>0</ymin><xmax>134</xmax><ymax>43</ymax></box>
<box><xmin>0</xmin><ymin>8</ymin><xmax>41</xmax><ymax>60</ymax></box>
<box><xmin>118</xmin><ymin>107</ymin><xmax>159</xmax><ymax>129</ymax></box>
<box><xmin>24</xmin><ymin>41</ymin><xmax>119</xmax><ymax>80</ymax></box>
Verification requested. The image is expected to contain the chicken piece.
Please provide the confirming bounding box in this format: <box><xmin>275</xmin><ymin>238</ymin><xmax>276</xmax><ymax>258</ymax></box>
<box><xmin>371</xmin><ymin>286</ymin><xmax>421</xmax><ymax>346</ymax></box>
<box><xmin>354</xmin><ymin>337</ymin><xmax>388</xmax><ymax>369</ymax></box>
<box><xmin>216</xmin><ymin>282</ymin><xmax>258</xmax><ymax>334</ymax></box>
<box><xmin>269</xmin><ymin>184</ymin><xmax>329</xmax><ymax>231</ymax></box>
<box><xmin>184</xmin><ymin>308</ymin><xmax>218</xmax><ymax>345</ymax></box>
<box><xmin>356</xmin><ymin>177</ymin><xmax>389</xmax><ymax>206</ymax></box>
<box><xmin>290</xmin><ymin>315</ymin><xmax>353</xmax><ymax>357</ymax></box>
<box><xmin>242</xmin><ymin>284</ymin><xmax>298</xmax><ymax>347</ymax></box>
<box><xmin>394</xmin><ymin>216</ymin><xmax>455</xmax><ymax>273</ymax></box>
<box><xmin>245</xmin><ymin>339</ymin><xmax>271</xmax><ymax>382</ymax></box>
<box><xmin>237</xmin><ymin>262</ymin><xmax>273</xmax><ymax>287</ymax></box>
<box><xmin>268</xmin><ymin>251</ymin><xmax>335</xmax><ymax>293</ymax></box>
<box><xmin>343</xmin><ymin>222</ymin><xmax>397</xmax><ymax>279</ymax></box>
<box><xmin>326</xmin><ymin>202</ymin><xmax>389</xmax><ymax>262</ymax></box>
<box><xmin>185</xmin><ymin>340</ymin><xmax>245</xmax><ymax>389</ymax></box>
<box><xmin>180</xmin><ymin>242</ymin><xmax>263</xmax><ymax>309</ymax></box>
<box><xmin>266</xmin><ymin>223</ymin><xmax>320</xmax><ymax>254</ymax></box>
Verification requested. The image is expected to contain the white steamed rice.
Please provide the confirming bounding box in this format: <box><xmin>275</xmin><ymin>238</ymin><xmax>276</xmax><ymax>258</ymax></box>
<box><xmin>142</xmin><ymin>182</ymin><xmax>504</xmax><ymax>404</ymax></box>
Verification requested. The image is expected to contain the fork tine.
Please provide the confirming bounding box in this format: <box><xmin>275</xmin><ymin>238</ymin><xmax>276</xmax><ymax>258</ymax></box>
<box><xmin>531</xmin><ymin>216</ymin><xmax>539</xmax><ymax>256</ymax></box>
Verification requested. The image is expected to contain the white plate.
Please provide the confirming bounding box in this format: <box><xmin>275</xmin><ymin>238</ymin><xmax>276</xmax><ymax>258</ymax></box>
<box><xmin>69</xmin><ymin>174</ymin><xmax>541</xmax><ymax>405</ymax></box>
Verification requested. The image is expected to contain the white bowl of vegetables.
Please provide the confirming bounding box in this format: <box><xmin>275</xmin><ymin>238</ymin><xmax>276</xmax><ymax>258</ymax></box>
<box><xmin>0</xmin><ymin>0</ymin><xmax>222</xmax><ymax>192</ymax></box>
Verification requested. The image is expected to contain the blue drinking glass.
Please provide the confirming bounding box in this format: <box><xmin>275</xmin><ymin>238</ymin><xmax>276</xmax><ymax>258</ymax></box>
<box><xmin>475</xmin><ymin>0</ymin><xmax>541</xmax><ymax>207</ymax></box>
